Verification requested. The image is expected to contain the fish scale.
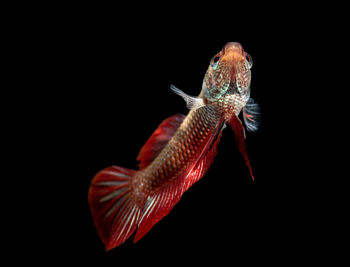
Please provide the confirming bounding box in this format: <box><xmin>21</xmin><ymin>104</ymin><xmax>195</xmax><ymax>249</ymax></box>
<box><xmin>138</xmin><ymin>105</ymin><xmax>221</xmax><ymax>193</ymax></box>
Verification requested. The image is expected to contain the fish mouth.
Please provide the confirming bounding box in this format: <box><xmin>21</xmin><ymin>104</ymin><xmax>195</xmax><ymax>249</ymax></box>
<box><xmin>220</xmin><ymin>42</ymin><xmax>247</xmax><ymax>80</ymax></box>
<box><xmin>222</xmin><ymin>42</ymin><xmax>245</xmax><ymax>60</ymax></box>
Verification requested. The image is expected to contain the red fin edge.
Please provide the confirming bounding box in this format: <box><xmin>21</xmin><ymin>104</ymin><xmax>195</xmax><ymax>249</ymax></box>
<box><xmin>137</xmin><ymin>114</ymin><xmax>185</xmax><ymax>169</ymax></box>
<box><xmin>229</xmin><ymin>115</ymin><xmax>255</xmax><ymax>181</ymax></box>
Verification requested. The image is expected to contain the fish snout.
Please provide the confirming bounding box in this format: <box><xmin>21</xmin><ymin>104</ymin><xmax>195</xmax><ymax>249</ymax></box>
<box><xmin>223</xmin><ymin>42</ymin><xmax>245</xmax><ymax>57</ymax></box>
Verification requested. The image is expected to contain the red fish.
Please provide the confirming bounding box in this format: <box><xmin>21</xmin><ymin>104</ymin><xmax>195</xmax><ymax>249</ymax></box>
<box><xmin>88</xmin><ymin>42</ymin><xmax>260</xmax><ymax>250</ymax></box>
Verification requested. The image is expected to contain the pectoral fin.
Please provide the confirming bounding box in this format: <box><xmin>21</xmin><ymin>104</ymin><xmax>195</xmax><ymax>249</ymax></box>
<box><xmin>170</xmin><ymin>84</ymin><xmax>205</xmax><ymax>110</ymax></box>
<box><xmin>243</xmin><ymin>98</ymin><xmax>260</xmax><ymax>132</ymax></box>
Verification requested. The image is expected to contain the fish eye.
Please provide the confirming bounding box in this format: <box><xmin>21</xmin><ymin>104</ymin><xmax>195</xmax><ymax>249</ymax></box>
<box><xmin>245</xmin><ymin>53</ymin><xmax>253</xmax><ymax>69</ymax></box>
<box><xmin>211</xmin><ymin>52</ymin><xmax>221</xmax><ymax>70</ymax></box>
<box><xmin>213</xmin><ymin>55</ymin><xmax>220</xmax><ymax>64</ymax></box>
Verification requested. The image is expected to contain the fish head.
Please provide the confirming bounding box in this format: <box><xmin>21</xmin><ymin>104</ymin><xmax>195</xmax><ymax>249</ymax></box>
<box><xmin>201</xmin><ymin>42</ymin><xmax>253</xmax><ymax>102</ymax></box>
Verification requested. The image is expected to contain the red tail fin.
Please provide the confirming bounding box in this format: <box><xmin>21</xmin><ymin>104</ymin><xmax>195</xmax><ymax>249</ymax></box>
<box><xmin>88</xmin><ymin>166</ymin><xmax>142</xmax><ymax>250</ymax></box>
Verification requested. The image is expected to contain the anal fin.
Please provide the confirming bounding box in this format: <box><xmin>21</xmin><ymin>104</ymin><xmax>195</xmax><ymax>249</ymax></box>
<box><xmin>134</xmin><ymin>118</ymin><xmax>225</xmax><ymax>243</ymax></box>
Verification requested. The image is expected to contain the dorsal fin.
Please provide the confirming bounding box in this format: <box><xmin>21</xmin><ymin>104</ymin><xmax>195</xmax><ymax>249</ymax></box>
<box><xmin>137</xmin><ymin>114</ymin><xmax>185</xmax><ymax>169</ymax></box>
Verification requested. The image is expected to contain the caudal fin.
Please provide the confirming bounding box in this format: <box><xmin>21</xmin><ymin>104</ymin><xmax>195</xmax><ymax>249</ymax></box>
<box><xmin>88</xmin><ymin>166</ymin><xmax>142</xmax><ymax>250</ymax></box>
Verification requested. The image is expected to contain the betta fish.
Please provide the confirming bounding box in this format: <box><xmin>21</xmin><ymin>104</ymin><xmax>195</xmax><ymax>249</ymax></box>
<box><xmin>88</xmin><ymin>42</ymin><xmax>260</xmax><ymax>250</ymax></box>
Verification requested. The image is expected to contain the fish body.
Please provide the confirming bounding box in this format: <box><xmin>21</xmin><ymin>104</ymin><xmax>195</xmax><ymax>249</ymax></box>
<box><xmin>88</xmin><ymin>42</ymin><xmax>260</xmax><ymax>250</ymax></box>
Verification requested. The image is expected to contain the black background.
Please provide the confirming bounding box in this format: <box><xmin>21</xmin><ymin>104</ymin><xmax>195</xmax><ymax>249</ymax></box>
<box><xmin>31</xmin><ymin>6</ymin><xmax>344</xmax><ymax>265</ymax></box>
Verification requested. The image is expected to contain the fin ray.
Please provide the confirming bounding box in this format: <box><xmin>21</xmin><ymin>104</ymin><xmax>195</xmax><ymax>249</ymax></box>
<box><xmin>88</xmin><ymin>166</ymin><xmax>142</xmax><ymax>250</ymax></box>
<box><xmin>170</xmin><ymin>84</ymin><xmax>205</xmax><ymax>110</ymax></box>
<box><xmin>243</xmin><ymin>98</ymin><xmax>261</xmax><ymax>132</ymax></box>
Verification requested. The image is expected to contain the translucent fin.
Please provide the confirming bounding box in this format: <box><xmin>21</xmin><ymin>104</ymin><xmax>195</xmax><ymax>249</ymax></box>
<box><xmin>228</xmin><ymin>115</ymin><xmax>255</xmax><ymax>181</ymax></box>
<box><xmin>88</xmin><ymin>166</ymin><xmax>142</xmax><ymax>250</ymax></box>
<box><xmin>137</xmin><ymin>114</ymin><xmax>185</xmax><ymax>169</ymax></box>
<box><xmin>243</xmin><ymin>98</ymin><xmax>260</xmax><ymax>132</ymax></box>
<box><xmin>170</xmin><ymin>84</ymin><xmax>205</xmax><ymax>110</ymax></box>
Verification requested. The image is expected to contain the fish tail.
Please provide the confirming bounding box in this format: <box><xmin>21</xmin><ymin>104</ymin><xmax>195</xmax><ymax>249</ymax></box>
<box><xmin>88</xmin><ymin>166</ymin><xmax>142</xmax><ymax>250</ymax></box>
